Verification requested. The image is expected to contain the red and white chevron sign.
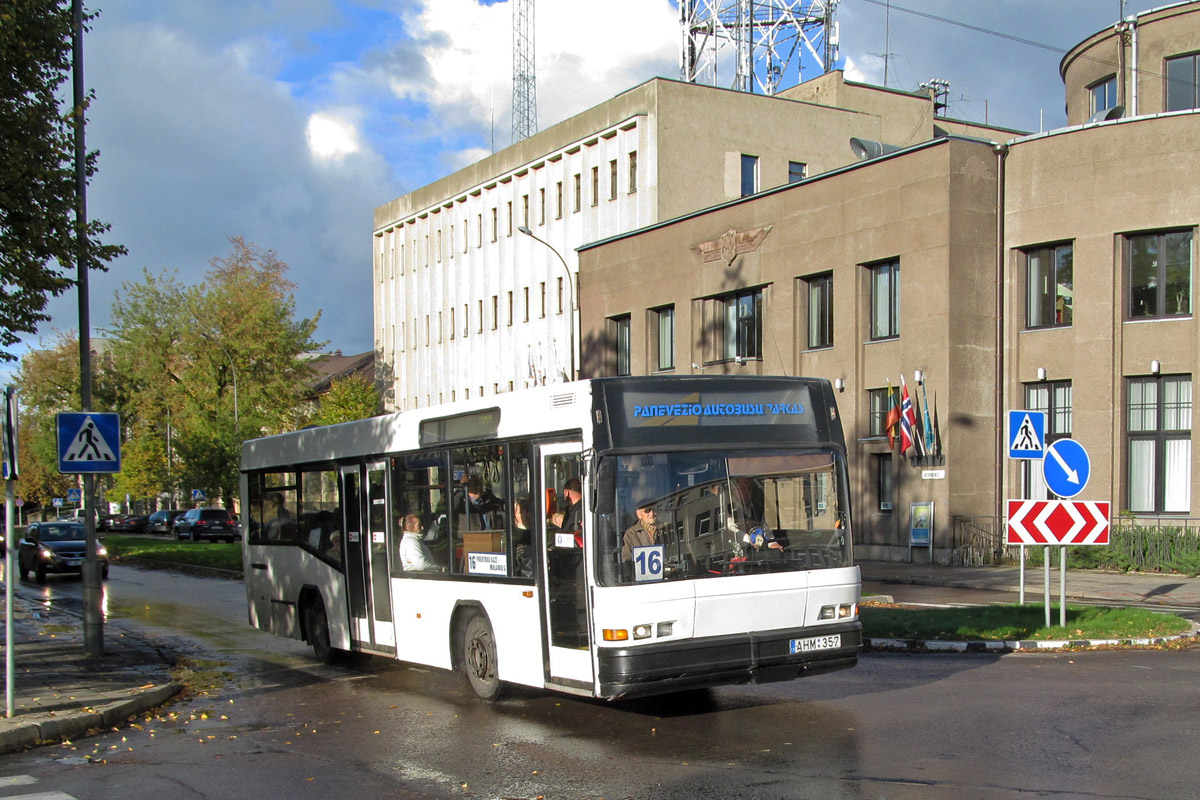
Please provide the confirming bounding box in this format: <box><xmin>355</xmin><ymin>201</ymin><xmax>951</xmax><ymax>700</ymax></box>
<box><xmin>1006</xmin><ymin>500</ymin><xmax>1110</xmax><ymax>545</ymax></box>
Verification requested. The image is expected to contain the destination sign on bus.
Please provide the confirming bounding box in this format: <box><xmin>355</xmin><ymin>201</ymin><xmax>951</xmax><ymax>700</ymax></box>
<box><xmin>624</xmin><ymin>387</ymin><xmax>813</xmax><ymax>428</ymax></box>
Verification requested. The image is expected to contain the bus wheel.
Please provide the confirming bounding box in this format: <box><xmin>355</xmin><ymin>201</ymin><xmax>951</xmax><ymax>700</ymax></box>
<box><xmin>463</xmin><ymin>613</ymin><xmax>504</xmax><ymax>701</ymax></box>
<box><xmin>306</xmin><ymin>596</ymin><xmax>336</xmax><ymax>665</ymax></box>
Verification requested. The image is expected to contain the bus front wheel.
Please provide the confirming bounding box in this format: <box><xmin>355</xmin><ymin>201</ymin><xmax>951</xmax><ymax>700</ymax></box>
<box><xmin>462</xmin><ymin>613</ymin><xmax>504</xmax><ymax>701</ymax></box>
<box><xmin>306</xmin><ymin>596</ymin><xmax>336</xmax><ymax>665</ymax></box>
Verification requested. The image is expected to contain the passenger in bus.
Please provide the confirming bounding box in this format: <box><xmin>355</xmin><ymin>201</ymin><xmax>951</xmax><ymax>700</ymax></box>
<box><xmin>456</xmin><ymin>476</ymin><xmax>506</xmax><ymax>529</ymax></box>
<box><xmin>512</xmin><ymin>497</ymin><xmax>535</xmax><ymax>578</ymax></box>
<box><xmin>551</xmin><ymin>478</ymin><xmax>582</xmax><ymax>533</ymax></box>
<box><xmin>265</xmin><ymin>497</ymin><xmax>296</xmax><ymax>541</ymax></box>
<box><xmin>620</xmin><ymin>498</ymin><xmax>659</xmax><ymax>563</ymax></box>
<box><xmin>399</xmin><ymin>514</ymin><xmax>443</xmax><ymax>572</ymax></box>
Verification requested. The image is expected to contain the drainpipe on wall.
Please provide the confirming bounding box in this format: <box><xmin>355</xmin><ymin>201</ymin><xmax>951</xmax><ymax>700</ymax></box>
<box><xmin>1129</xmin><ymin>16</ymin><xmax>1139</xmax><ymax>116</ymax></box>
<box><xmin>994</xmin><ymin>143</ymin><xmax>1010</xmax><ymax>523</ymax></box>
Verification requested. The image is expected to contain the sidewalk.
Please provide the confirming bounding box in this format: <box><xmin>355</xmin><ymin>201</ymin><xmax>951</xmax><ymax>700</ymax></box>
<box><xmin>0</xmin><ymin>591</ymin><xmax>182</xmax><ymax>754</ymax></box>
<box><xmin>859</xmin><ymin>559</ymin><xmax>1200</xmax><ymax>610</ymax></box>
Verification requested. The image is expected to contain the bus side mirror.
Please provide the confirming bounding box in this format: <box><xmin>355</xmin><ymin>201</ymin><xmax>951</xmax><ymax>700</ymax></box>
<box><xmin>593</xmin><ymin>458</ymin><xmax>614</xmax><ymax>514</ymax></box>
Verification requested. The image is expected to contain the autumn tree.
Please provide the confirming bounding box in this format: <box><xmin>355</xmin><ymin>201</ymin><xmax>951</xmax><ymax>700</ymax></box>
<box><xmin>0</xmin><ymin>1</ymin><xmax>124</xmax><ymax>359</ymax></box>
<box><xmin>310</xmin><ymin>373</ymin><xmax>381</xmax><ymax>427</ymax></box>
<box><xmin>105</xmin><ymin>239</ymin><xmax>322</xmax><ymax>506</ymax></box>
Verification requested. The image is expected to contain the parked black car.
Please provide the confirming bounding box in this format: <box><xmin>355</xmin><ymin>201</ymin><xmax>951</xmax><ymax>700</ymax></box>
<box><xmin>112</xmin><ymin>514</ymin><xmax>149</xmax><ymax>533</ymax></box>
<box><xmin>146</xmin><ymin>509</ymin><xmax>185</xmax><ymax>534</ymax></box>
<box><xmin>18</xmin><ymin>521</ymin><xmax>109</xmax><ymax>583</ymax></box>
<box><xmin>173</xmin><ymin>508</ymin><xmax>239</xmax><ymax>542</ymax></box>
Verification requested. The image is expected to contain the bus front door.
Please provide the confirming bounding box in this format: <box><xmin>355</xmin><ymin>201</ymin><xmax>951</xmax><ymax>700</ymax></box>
<box><xmin>539</xmin><ymin>443</ymin><xmax>594</xmax><ymax>692</ymax></box>
<box><xmin>342</xmin><ymin>462</ymin><xmax>396</xmax><ymax>654</ymax></box>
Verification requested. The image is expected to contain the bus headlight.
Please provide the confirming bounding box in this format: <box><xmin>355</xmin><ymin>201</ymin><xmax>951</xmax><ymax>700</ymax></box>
<box><xmin>632</xmin><ymin>624</ymin><xmax>652</xmax><ymax>640</ymax></box>
<box><xmin>819</xmin><ymin>603</ymin><xmax>857</xmax><ymax>620</ymax></box>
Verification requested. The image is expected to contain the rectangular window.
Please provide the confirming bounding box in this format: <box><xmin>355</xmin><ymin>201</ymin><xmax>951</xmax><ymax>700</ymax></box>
<box><xmin>1026</xmin><ymin>243</ymin><xmax>1073</xmax><ymax>328</ymax></box>
<box><xmin>555</xmin><ymin>181</ymin><xmax>563</xmax><ymax>219</ymax></box>
<box><xmin>573</xmin><ymin>174</ymin><xmax>581</xmax><ymax>212</ymax></box>
<box><xmin>477</xmin><ymin>213</ymin><xmax>483</xmax><ymax>248</ymax></box>
<box><xmin>652</xmin><ymin>305</ymin><xmax>675</xmax><ymax>371</ymax></box>
<box><xmin>869</xmin><ymin>260</ymin><xmax>901</xmax><ymax>340</ymax></box>
<box><xmin>1023</xmin><ymin>381</ymin><xmax>1073</xmax><ymax>499</ymax></box>
<box><xmin>448</xmin><ymin>226</ymin><xmax>453</xmax><ymax>260</ymax></box>
<box><xmin>477</xmin><ymin>300</ymin><xmax>483</xmax><ymax>333</ymax></box>
<box><xmin>1128</xmin><ymin>230</ymin><xmax>1192</xmax><ymax>319</ymax></box>
<box><xmin>1090</xmin><ymin>75</ymin><xmax>1117</xmax><ymax>115</ymax></box>
<box><xmin>557</xmin><ymin>277</ymin><xmax>564</xmax><ymax>314</ymax></box>
<box><xmin>463</xmin><ymin>303</ymin><xmax>469</xmax><ymax>337</ymax></box>
<box><xmin>506</xmin><ymin>291</ymin><xmax>513</xmax><ymax>326</ymax></box>
<box><xmin>875</xmin><ymin>454</ymin><xmax>894</xmax><ymax>512</ymax></box>
<box><xmin>628</xmin><ymin>151</ymin><xmax>638</xmax><ymax>193</ymax></box>
<box><xmin>1127</xmin><ymin>375</ymin><xmax>1192</xmax><ymax>513</ymax></box>
<box><xmin>436</xmin><ymin>229</ymin><xmax>442</xmax><ymax>262</ymax></box>
<box><xmin>522</xmin><ymin>194</ymin><xmax>529</xmax><ymax>229</ymax></box>
<box><xmin>788</xmin><ymin>161</ymin><xmax>807</xmax><ymax>183</ymax></box>
<box><xmin>538</xmin><ymin>188</ymin><xmax>545</xmax><ymax>225</ymax></box>
<box><xmin>609</xmin><ymin>159</ymin><xmax>618</xmax><ymax>200</ymax></box>
<box><xmin>740</xmin><ymin>154</ymin><xmax>759</xmax><ymax>197</ymax></box>
<box><xmin>609</xmin><ymin>315</ymin><xmax>631</xmax><ymax>376</ymax></box>
<box><xmin>490</xmin><ymin>208</ymin><xmax>497</xmax><ymax>242</ymax></box>
<box><xmin>1166</xmin><ymin>53</ymin><xmax>1200</xmax><ymax>112</ymax></box>
<box><xmin>868</xmin><ymin>388</ymin><xmax>890</xmax><ymax>437</ymax></box>
<box><xmin>491</xmin><ymin>296</ymin><xmax>498</xmax><ymax>331</ymax></box>
<box><xmin>706</xmin><ymin>289</ymin><xmax>763</xmax><ymax>362</ymax></box>
<box><xmin>539</xmin><ymin>282</ymin><xmax>546</xmax><ymax>318</ymax></box>
<box><xmin>591</xmin><ymin>166</ymin><xmax>599</xmax><ymax>206</ymax></box>
<box><xmin>507</xmin><ymin>201</ymin><xmax>513</xmax><ymax>236</ymax></box>
<box><xmin>806</xmin><ymin>272</ymin><xmax>833</xmax><ymax>349</ymax></box>
<box><xmin>523</xmin><ymin>287</ymin><xmax>529</xmax><ymax>322</ymax></box>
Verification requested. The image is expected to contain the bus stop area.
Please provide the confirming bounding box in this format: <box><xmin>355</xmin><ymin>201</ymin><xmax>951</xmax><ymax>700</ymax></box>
<box><xmin>2</xmin><ymin>562</ymin><xmax>1200</xmax><ymax>754</ymax></box>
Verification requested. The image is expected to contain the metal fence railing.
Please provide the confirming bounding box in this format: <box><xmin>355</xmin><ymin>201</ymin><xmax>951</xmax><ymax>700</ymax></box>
<box><xmin>950</xmin><ymin>515</ymin><xmax>1200</xmax><ymax>574</ymax></box>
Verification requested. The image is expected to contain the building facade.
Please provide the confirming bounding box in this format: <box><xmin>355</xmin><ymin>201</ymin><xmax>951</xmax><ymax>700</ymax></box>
<box><xmin>373</xmin><ymin>75</ymin><xmax>1013</xmax><ymax>412</ymax></box>
<box><xmin>577</xmin><ymin>2</ymin><xmax>1200</xmax><ymax>559</ymax></box>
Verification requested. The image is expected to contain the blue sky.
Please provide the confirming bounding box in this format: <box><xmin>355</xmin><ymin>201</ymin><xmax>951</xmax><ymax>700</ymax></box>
<box><xmin>20</xmin><ymin>0</ymin><xmax>1165</xmax><ymax>374</ymax></box>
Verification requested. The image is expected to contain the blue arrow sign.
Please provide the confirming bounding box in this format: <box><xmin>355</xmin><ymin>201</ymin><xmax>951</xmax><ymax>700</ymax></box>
<box><xmin>1043</xmin><ymin>438</ymin><xmax>1091</xmax><ymax>499</ymax></box>
<box><xmin>57</xmin><ymin>412</ymin><xmax>121</xmax><ymax>474</ymax></box>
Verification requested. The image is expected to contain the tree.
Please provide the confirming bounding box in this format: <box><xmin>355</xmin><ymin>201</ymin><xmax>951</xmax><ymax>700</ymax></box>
<box><xmin>105</xmin><ymin>239</ymin><xmax>322</xmax><ymax>506</ymax></box>
<box><xmin>0</xmin><ymin>1</ymin><xmax>125</xmax><ymax>359</ymax></box>
<box><xmin>311</xmin><ymin>374</ymin><xmax>381</xmax><ymax>426</ymax></box>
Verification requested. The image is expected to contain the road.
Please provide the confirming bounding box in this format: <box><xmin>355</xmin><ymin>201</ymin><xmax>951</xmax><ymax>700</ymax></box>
<box><xmin>2</xmin><ymin>565</ymin><xmax>1198</xmax><ymax>800</ymax></box>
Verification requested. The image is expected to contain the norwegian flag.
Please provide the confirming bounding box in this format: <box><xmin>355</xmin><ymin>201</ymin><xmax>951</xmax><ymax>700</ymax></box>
<box><xmin>899</xmin><ymin>375</ymin><xmax>920</xmax><ymax>455</ymax></box>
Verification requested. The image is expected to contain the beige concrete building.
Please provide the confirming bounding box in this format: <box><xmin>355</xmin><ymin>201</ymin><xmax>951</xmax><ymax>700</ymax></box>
<box><xmin>373</xmin><ymin>75</ymin><xmax>1015</xmax><ymax>412</ymax></box>
<box><xmin>577</xmin><ymin>1</ymin><xmax>1200</xmax><ymax>559</ymax></box>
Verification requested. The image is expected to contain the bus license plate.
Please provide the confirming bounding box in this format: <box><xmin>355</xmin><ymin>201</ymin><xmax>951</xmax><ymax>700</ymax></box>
<box><xmin>790</xmin><ymin>634</ymin><xmax>840</xmax><ymax>654</ymax></box>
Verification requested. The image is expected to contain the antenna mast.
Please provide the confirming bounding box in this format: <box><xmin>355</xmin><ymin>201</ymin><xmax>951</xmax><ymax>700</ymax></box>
<box><xmin>512</xmin><ymin>0</ymin><xmax>537</xmax><ymax>143</ymax></box>
<box><xmin>680</xmin><ymin>0</ymin><xmax>840</xmax><ymax>95</ymax></box>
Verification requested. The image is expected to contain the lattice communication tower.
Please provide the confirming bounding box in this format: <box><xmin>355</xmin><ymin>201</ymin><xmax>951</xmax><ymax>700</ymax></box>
<box><xmin>680</xmin><ymin>0</ymin><xmax>840</xmax><ymax>96</ymax></box>
<box><xmin>512</xmin><ymin>0</ymin><xmax>538</xmax><ymax>143</ymax></box>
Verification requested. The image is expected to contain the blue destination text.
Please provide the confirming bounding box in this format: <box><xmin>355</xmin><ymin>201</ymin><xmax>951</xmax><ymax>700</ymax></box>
<box><xmin>633</xmin><ymin>402</ymin><xmax>805</xmax><ymax>419</ymax></box>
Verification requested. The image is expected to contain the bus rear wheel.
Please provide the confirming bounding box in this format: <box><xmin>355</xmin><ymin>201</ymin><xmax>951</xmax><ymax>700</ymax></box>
<box><xmin>462</xmin><ymin>613</ymin><xmax>504</xmax><ymax>701</ymax></box>
<box><xmin>306</xmin><ymin>596</ymin><xmax>336</xmax><ymax>665</ymax></box>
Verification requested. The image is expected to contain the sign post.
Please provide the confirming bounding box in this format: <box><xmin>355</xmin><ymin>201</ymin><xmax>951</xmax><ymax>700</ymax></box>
<box><xmin>3</xmin><ymin>387</ymin><xmax>17</xmax><ymax>717</ymax></box>
<box><xmin>56</xmin><ymin>411</ymin><xmax>121</xmax><ymax>658</ymax></box>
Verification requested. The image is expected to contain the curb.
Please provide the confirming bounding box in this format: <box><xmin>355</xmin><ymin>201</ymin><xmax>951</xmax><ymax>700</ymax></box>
<box><xmin>865</xmin><ymin>629</ymin><xmax>1200</xmax><ymax>654</ymax></box>
<box><xmin>0</xmin><ymin>681</ymin><xmax>184</xmax><ymax>755</ymax></box>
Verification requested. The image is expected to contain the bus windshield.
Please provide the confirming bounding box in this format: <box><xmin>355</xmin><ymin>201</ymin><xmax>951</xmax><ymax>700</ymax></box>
<box><xmin>596</xmin><ymin>449</ymin><xmax>850</xmax><ymax>586</ymax></box>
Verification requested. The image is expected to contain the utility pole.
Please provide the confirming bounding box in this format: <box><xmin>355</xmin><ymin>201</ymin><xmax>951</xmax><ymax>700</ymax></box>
<box><xmin>72</xmin><ymin>0</ymin><xmax>103</xmax><ymax>658</ymax></box>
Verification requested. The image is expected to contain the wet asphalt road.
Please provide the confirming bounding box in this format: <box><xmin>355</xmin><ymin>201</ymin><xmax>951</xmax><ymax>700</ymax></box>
<box><xmin>3</xmin><ymin>566</ymin><xmax>1198</xmax><ymax>799</ymax></box>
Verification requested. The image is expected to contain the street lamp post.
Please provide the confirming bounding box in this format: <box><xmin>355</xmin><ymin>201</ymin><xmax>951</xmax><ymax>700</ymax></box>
<box><xmin>200</xmin><ymin>334</ymin><xmax>239</xmax><ymax>438</ymax></box>
<box><xmin>518</xmin><ymin>226</ymin><xmax>576</xmax><ymax>381</ymax></box>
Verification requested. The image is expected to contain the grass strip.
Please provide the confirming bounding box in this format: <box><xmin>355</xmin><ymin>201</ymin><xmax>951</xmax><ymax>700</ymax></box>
<box><xmin>861</xmin><ymin>603</ymin><xmax>1190</xmax><ymax>641</ymax></box>
<box><xmin>102</xmin><ymin>534</ymin><xmax>243</xmax><ymax>572</ymax></box>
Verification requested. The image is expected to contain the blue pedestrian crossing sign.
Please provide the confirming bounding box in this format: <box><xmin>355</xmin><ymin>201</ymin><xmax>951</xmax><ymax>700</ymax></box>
<box><xmin>56</xmin><ymin>412</ymin><xmax>121</xmax><ymax>474</ymax></box>
<box><xmin>1008</xmin><ymin>410</ymin><xmax>1046</xmax><ymax>460</ymax></box>
<box><xmin>1043</xmin><ymin>438</ymin><xmax>1091</xmax><ymax>499</ymax></box>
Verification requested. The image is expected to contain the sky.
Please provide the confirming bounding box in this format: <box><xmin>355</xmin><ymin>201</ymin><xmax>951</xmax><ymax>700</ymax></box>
<box><xmin>19</xmin><ymin>0</ymin><xmax>1168</xmax><ymax>375</ymax></box>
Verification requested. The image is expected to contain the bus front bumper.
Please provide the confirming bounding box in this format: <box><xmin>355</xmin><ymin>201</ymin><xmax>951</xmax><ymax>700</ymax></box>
<box><xmin>596</xmin><ymin>620</ymin><xmax>862</xmax><ymax>700</ymax></box>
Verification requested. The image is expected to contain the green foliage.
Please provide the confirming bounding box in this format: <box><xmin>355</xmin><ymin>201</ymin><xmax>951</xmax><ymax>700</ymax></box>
<box><xmin>1022</xmin><ymin>522</ymin><xmax>1200</xmax><ymax>577</ymax></box>
<box><xmin>861</xmin><ymin>603</ymin><xmax>1190</xmax><ymax>642</ymax></box>
<box><xmin>311</xmin><ymin>373</ymin><xmax>380</xmax><ymax>426</ymax></box>
<box><xmin>102</xmin><ymin>534</ymin><xmax>243</xmax><ymax>572</ymax></box>
<box><xmin>0</xmin><ymin>0</ymin><xmax>125</xmax><ymax>359</ymax></box>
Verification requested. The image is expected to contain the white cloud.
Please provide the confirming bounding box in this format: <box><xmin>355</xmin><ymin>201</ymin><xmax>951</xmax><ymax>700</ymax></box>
<box><xmin>307</xmin><ymin>111</ymin><xmax>362</xmax><ymax>160</ymax></box>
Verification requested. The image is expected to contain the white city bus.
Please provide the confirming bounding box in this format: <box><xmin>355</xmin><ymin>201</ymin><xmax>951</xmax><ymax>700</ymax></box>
<box><xmin>241</xmin><ymin>376</ymin><xmax>861</xmax><ymax>700</ymax></box>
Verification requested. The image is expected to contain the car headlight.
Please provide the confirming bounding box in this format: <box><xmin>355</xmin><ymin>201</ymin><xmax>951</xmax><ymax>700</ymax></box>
<box><xmin>38</xmin><ymin>545</ymin><xmax>57</xmax><ymax>561</ymax></box>
<box><xmin>96</xmin><ymin>545</ymin><xmax>108</xmax><ymax>558</ymax></box>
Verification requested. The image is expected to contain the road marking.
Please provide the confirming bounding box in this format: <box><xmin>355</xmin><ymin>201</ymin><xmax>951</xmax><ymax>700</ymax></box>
<box><xmin>0</xmin><ymin>778</ymin><xmax>38</xmax><ymax>788</ymax></box>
